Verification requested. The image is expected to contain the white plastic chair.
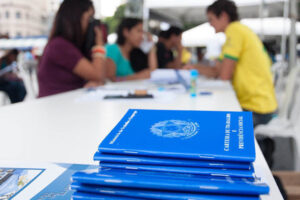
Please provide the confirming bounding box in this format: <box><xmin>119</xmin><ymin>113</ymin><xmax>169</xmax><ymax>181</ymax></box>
<box><xmin>255</xmin><ymin>63</ymin><xmax>300</xmax><ymax>170</ymax></box>
<box><xmin>17</xmin><ymin>53</ymin><xmax>39</xmax><ymax>100</ymax></box>
<box><xmin>0</xmin><ymin>91</ymin><xmax>10</xmax><ymax>106</ymax></box>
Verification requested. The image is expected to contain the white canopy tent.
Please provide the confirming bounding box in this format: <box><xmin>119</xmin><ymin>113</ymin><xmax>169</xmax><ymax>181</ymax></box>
<box><xmin>182</xmin><ymin>17</ymin><xmax>300</xmax><ymax>48</ymax></box>
<box><xmin>241</xmin><ymin>17</ymin><xmax>300</xmax><ymax>36</ymax></box>
<box><xmin>182</xmin><ymin>23</ymin><xmax>225</xmax><ymax>47</ymax></box>
<box><xmin>182</xmin><ymin>23</ymin><xmax>226</xmax><ymax>59</ymax></box>
<box><xmin>0</xmin><ymin>37</ymin><xmax>47</xmax><ymax>50</ymax></box>
<box><xmin>145</xmin><ymin>0</ymin><xmax>297</xmax><ymax>65</ymax></box>
<box><xmin>144</xmin><ymin>0</ymin><xmax>287</xmax><ymax>25</ymax></box>
<box><xmin>145</xmin><ymin>0</ymin><xmax>286</xmax><ymax>8</ymax></box>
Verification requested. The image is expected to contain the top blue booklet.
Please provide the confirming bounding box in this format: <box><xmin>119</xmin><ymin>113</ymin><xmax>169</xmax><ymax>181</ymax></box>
<box><xmin>99</xmin><ymin>109</ymin><xmax>255</xmax><ymax>163</ymax></box>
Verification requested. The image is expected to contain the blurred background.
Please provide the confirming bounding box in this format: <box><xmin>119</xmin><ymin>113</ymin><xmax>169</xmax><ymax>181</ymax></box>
<box><xmin>1</xmin><ymin>0</ymin><xmax>299</xmax><ymax>60</ymax></box>
<box><xmin>1</xmin><ymin>1</ymin><xmax>300</xmax><ymax>199</ymax></box>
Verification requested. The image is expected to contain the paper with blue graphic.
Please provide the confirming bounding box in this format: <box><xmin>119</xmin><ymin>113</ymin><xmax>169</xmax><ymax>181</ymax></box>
<box><xmin>0</xmin><ymin>161</ymin><xmax>97</xmax><ymax>200</ymax></box>
<box><xmin>0</xmin><ymin>168</ymin><xmax>44</xmax><ymax>200</ymax></box>
<box><xmin>71</xmin><ymin>182</ymin><xmax>260</xmax><ymax>200</ymax></box>
<box><xmin>72</xmin><ymin>168</ymin><xmax>269</xmax><ymax>195</ymax></box>
<box><xmin>99</xmin><ymin>109</ymin><xmax>255</xmax><ymax>162</ymax></box>
<box><xmin>94</xmin><ymin>152</ymin><xmax>251</xmax><ymax>169</ymax></box>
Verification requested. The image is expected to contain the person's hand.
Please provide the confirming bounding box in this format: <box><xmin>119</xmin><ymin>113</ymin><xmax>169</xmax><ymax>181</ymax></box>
<box><xmin>84</xmin><ymin>80</ymin><xmax>104</xmax><ymax>88</ymax></box>
<box><xmin>175</xmin><ymin>42</ymin><xmax>184</xmax><ymax>52</ymax></box>
<box><xmin>145</xmin><ymin>32</ymin><xmax>153</xmax><ymax>42</ymax></box>
<box><xmin>3</xmin><ymin>72</ymin><xmax>21</xmax><ymax>81</ymax></box>
<box><xmin>139</xmin><ymin>70</ymin><xmax>151</xmax><ymax>79</ymax></box>
<box><xmin>94</xmin><ymin>26</ymin><xmax>103</xmax><ymax>46</ymax></box>
<box><xmin>183</xmin><ymin>64</ymin><xmax>196</xmax><ymax>70</ymax></box>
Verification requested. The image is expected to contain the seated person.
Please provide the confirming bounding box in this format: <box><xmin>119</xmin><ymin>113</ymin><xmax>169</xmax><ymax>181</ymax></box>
<box><xmin>105</xmin><ymin>18</ymin><xmax>157</xmax><ymax>81</ymax></box>
<box><xmin>38</xmin><ymin>0</ymin><xmax>106</xmax><ymax>97</ymax></box>
<box><xmin>0</xmin><ymin>49</ymin><xmax>27</xmax><ymax>103</ymax></box>
<box><xmin>156</xmin><ymin>26</ymin><xmax>183</xmax><ymax>69</ymax></box>
<box><xmin>196</xmin><ymin>47</ymin><xmax>211</xmax><ymax>66</ymax></box>
<box><xmin>181</xmin><ymin>48</ymin><xmax>192</xmax><ymax>65</ymax></box>
<box><xmin>130</xmin><ymin>32</ymin><xmax>157</xmax><ymax>73</ymax></box>
<box><xmin>130</xmin><ymin>48</ymin><xmax>148</xmax><ymax>73</ymax></box>
<box><xmin>185</xmin><ymin>0</ymin><xmax>277</xmax><ymax>127</ymax></box>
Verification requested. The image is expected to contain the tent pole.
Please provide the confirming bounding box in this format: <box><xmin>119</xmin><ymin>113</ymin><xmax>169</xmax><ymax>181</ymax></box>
<box><xmin>143</xmin><ymin>0</ymin><xmax>149</xmax><ymax>32</ymax></box>
<box><xmin>259</xmin><ymin>0</ymin><xmax>266</xmax><ymax>40</ymax></box>
<box><xmin>289</xmin><ymin>0</ymin><xmax>297</xmax><ymax>69</ymax></box>
<box><xmin>280</xmin><ymin>0</ymin><xmax>289</xmax><ymax>62</ymax></box>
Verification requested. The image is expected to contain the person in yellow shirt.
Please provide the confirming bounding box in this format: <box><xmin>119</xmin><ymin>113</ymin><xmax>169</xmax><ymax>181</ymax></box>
<box><xmin>186</xmin><ymin>0</ymin><xmax>277</xmax><ymax>127</ymax></box>
<box><xmin>181</xmin><ymin>48</ymin><xmax>192</xmax><ymax>65</ymax></box>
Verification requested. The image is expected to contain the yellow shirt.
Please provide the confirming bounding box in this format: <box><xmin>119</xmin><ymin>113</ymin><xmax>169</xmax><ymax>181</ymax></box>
<box><xmin>220</xmin><ymin>21</ymin><xmax>277</xmax><ymax>114</ymax></box>
<box><xmin>181</xmin><ymin>48</ymin><xmax>192</xmax><ymax>64</ymax></box>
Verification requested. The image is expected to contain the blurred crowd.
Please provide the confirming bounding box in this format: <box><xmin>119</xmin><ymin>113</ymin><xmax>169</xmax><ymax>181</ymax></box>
<box><xmin>0</xmin><ymin>0</ymin><xmax>277</xmax><ymax>128</ymax></box>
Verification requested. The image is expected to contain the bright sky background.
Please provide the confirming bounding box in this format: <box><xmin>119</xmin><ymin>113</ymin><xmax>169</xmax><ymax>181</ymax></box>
<box><xmin>94</xmin><ymin>0</ymin><xmax>125</xmax><ymax>18</ymax></box>
<box><xmin>46</xmin><ymin>0</ymin><xmax>125</xmax><ymax>18</ymax></box>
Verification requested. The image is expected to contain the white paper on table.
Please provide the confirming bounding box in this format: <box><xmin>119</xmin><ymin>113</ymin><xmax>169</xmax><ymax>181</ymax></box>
<box><xmin>150</xmin><ymin>69</ymin><xmax>191</xmax><ymax>84</ymax></box>
<box><xmin>197</xmin><ymin>79</ymin><xmax>231</xmax><ymax>89</ymax></box>
<box><xmin>74</xmin><ymin>87</ymin><xmax>183</xmax><ymax>103</ymax></box>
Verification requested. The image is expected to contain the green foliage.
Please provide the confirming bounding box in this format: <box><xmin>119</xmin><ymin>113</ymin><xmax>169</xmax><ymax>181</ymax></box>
<box><xmin>103</xmin><ymin>4</ymin><xmax>127</xmax><ymax>34</ymax></box>
<box><xmin>102</xmin><ymin>3</ymin><xmax>200</xmax><ymax>33</ymax></box>
<box><xmin>179</xmin><ymin>15</ymin><xmax>200</xmax><ymax>31</ymax></box>
<box><xmin>182</xmin><ymin>22</ymin><xmax>199</xmax><ymax>32</ymax></box>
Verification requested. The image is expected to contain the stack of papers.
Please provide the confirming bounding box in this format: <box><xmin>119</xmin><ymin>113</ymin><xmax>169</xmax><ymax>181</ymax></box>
<box><xmin>71</xmin><ymin>109</ymin><xmax>269</xmax><ymax>199</ymax></box>
<box><xmin>150</xmin><ymin>69</ymin><xmax>191</xmax><ymax>86</ymax></box>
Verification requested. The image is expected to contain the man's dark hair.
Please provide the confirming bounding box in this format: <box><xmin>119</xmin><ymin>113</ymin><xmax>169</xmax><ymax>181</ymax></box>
<box><xmin>1</xmin><ymin>49</ymin><xmax>19</xmax><ymax>65</ymax></box>
<box><xmin>207</xmin><ymin>0</ymin><xmax>239</xmax><ymax>22</ymax></box>
<box><xmin>10</xmin><ymin>49</ymin><xmax>19</xmax><ymax>56</ymax></box>
<box><xmin>196</xmin><ymin>47</ymin><xmax>206</xmax><ymax>55</ymax></box>
<box><xmin>116</xmin><ymin>18</ymin><xmax>142</xmax><ymax>45</ymax></box>
<box><xmin>158</xmin><ymin>30</ymin><xmax>167</xmax><ymax>39</ymax></box>
<box><xmin>49</xmin><ymin>0</ymin><xmax>94</xmax><ymax>51</ymax></box>
<box><xmin>164</xmin><ymin>26</ymin><xmax>182</xmax><ymax>39</ymax></box>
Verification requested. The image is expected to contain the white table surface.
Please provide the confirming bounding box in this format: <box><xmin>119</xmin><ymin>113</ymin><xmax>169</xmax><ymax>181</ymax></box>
<box><xmin>0</xmin><ymin>79</ymin><xmax>283</xmax><ymax>199</ymax></box>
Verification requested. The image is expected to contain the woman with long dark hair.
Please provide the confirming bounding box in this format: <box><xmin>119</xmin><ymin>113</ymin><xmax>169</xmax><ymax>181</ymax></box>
<box><xmin>38</xmin><ymin>0</ymin><xmax>105</xmax><ymax>97</ymax></box>
<box><xmin>105</xmin><ymin>18</ymin><xmax>157</xmax><ymax>81</ymax></box>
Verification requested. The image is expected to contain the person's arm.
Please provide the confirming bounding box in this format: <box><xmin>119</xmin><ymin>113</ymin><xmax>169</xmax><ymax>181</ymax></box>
<box><xmin>147</xmin><ymin>46</ymin><xmax>158</xmax><ymax>71</ymax></box>
<box><xmin>112</xmin><ymin>69</ymin><xmax>150</xmax><ymax>82</ymax></box>
<box><xmin>184</xmin><ymin>61</ymin><xmax>219</xmax><ymax>78</ymax></box>
<box><xmin>73</xmin><ymin>56</ymin><xmax>105</xmax><ymax>82</ymax></box>
<box><xmin>165</xmin><ymin>43</ymin><xmax>183</xmax><ymax>69</ymax></box>
<box><xmin>197</xmin><ymin>66</ymin><xmax>218</xmax><ymax>78</ymax></box>
<box><xmin>105</xmin><ymin>52</ymin><xmax>150</xmax><ymax>82</ymax></box>
<box><xmin>184</xmin><ymin>58</ymin><xmax>236</xmax><ymax>80</ymax></box>
<box><xmin>218</xmin><ymin>58</ymin><xmax>236</xmax><ymax>80</ymax></box>
<box><xmin>123</xmin><ymin>69</ymin><xmax>150</xmax><ymax>81</ymax></box>
<box><xmin>116</xmin><ymin>48</ymin><xmax>156</xmax><ymax>81</ymax></box>
<box><xmin>108</xmin><ymin>48</ymin><xmax>156</xmax><ymax>82</ymax></box>
<box><xmin>74</xmin><ymin>27</ymin><xmax>106</xmax><ymax>86</ymax></box>
<box><xmin>105</xmin><ymin>58</ymin><xmax>117</xmax><ymax>81</ymax></box>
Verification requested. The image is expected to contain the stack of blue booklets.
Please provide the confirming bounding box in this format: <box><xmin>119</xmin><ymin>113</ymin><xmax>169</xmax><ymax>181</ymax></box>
<box><xmin>71</xmin><ymin>109</ymin><xmax>270</xmax><ymax>199</ymax></box>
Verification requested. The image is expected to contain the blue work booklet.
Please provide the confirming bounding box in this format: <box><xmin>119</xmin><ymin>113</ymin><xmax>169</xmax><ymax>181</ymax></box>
<box><xmin>72</xmin><ymin>192</ymin><xmax>139</xmax><ymax>200</ymax></box>
<box><xmin>99</xmin><ymin>162</ymin><xmax>254</xmax><ymax>178</ymax></box>
<box><xmin>71</xmin><ymin>168</ymin><xmax>269</xmax><ymax>195</ymax></box>
<box><xmin>71</xmin><ymin>182</ymin><xmax>260</xmax><ymax>200</ymax></box>
<box><xmin>94</xmin><ymin>152</ymin><xmax>251</xmax><ymax>169</ymax></box>
<box><xmin>99</xmin><ymin>109</ymin><xmax>255</xmax><ymax>163</ymax></box>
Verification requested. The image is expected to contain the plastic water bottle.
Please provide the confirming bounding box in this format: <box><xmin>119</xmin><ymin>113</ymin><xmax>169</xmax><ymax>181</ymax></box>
<box><xmin>190</xmin><ymin>69</ymin><xmax>198</xmax><ymax>98</ymax></box>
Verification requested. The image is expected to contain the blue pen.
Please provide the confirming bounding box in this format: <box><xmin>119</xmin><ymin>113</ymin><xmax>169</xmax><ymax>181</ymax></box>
<box><xmin>199</xmin><ymin>91</ymin><xmax>212</xmax><ymax>95</ymax></box>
